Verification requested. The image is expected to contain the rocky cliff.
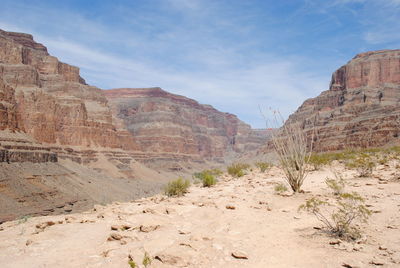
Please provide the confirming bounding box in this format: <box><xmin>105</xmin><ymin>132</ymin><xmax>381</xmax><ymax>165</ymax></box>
<box><xmin>0</xmin><ymin>29</ymin><xmax>269</xmax><ymax>220</ymax></box>
<box><xmin>104</xmin><ymin>88</ymin><xmax>268</xmax><ymax>163</ymax></box>
<box><xmin>287</xmin><ymin>49</ymin><xmax>400</xmax><ymax>151</ymax></box>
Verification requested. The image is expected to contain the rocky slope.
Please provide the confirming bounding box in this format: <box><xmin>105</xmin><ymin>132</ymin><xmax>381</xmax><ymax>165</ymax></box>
<box><xmin>105</xmin><ymin>88</ymin><xmax>269</xmax><ymax>164</ymax></box>
<box><xmin>287</xmin><ymin>49</ymin><xmax>400</xmax><ymax>151</ymax></box>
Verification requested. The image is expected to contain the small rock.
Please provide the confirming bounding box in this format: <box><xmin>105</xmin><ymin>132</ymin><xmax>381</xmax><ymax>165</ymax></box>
<box><xmin>342</xmin><ymin>262</ymin><xmax>360</xmax><ymax>268</ymax></box>
<box><xmin>226</xmin><ymin>205</ymin><xmax>236</xmax><ymax>210</ymax></box>
<box><xmin>329</xmin><ymin>240</ymin><xmax>341</xmax><ymax>245</ymax></box>
<box><xmin>111</xmin><ymin>225</ymin><xmax>119</xmax><ymax>231</ymax></box>
<box><xmin>108</xmin><ymin>233</ymin><xmax>123</xmax><ymax>241</ymax></box>
<box><xmin>142</xmin><ymin>208</ymin><xmax>156</xmax><ymax>214</ymax></box>
<box><xmin>370</xmin><ymin>258</ymin><xmax>385</xmax><ymax>266</ymax></box>
<box><xmin>140</xmin><ymin>224</ymin><xmax>160</xmax><ymax>232</ymax></box>
<box><xmin>313</xmin><ymin>226</ymin><xmax>322</xmax><ymax>230</ymax></box>
<box><xmin>379</xmin><ymin>245</ymin><xmax>388</xmax><ymax>250</ymax></box>
<box><xmin>231</xmin><ymin>251</ymin><xmax>248</xmax><ymax>259</ymax></box>
<box><xmin>25</xmin><ymin>239</ymin><xmax>33</xmax><ymax>246</ymax></box>
<box><xmin>155</xmin><ymin>253</ymin><xmax>187</xmax><ymax>266</ymax></box>
<box><xmin>165</xmin><ymin>208</ymin><xmax>176</xmax><ymax>214</ymax></box>
<box><xmin>36</xmin><ymin>221</ymin><xmax>56</xmax><ymax>230</ymax></box>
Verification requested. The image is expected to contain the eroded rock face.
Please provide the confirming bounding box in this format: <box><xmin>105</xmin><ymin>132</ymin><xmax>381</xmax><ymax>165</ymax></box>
<box><xmin>287</xmin><ymin>49</ymin><xmax>400</xmax><ymax>151</ymax></box>
<box><xmin>105</xmin><ymin>88</ymin><xmax>268</xmax><ymax>162</ymax></box>
<box><xmin>0</xmin><ymin>29</ymin><xmax>139</xmax><ymax>163</ymax></box>
<box><xmin>0</xmin><ymin>29</ymin><xmax>268</xmax><ymax>165</ymax></box>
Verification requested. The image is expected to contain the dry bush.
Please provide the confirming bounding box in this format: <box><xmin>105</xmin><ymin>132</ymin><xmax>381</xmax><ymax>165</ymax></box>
<box><xmin>299</xmin><ymin>181</ymin><xmax>371</xmax><ymax>240</ymax></box>
<box><xmin>164</xmin><ymin>178</ymin><xmax>190</xmax><ymax>197</ymax></box>
<box><xmin>325</xmin><ymin>170</ymin><xmax>346</xmax><ymax>195</ymax></box>
<box><xmin>271</xmin><ymin>120</ymin><xmax>313</xmax><ymax>193</ymax></box>
<box><xmin>274</xmin><ymin>183</ymin><xmax>288</xmax><ymax>194</ymax></box>
<box><xmin>346</xmin><ymin>153</ymin><xmax>376</xmax><ymax>177</ymax></box>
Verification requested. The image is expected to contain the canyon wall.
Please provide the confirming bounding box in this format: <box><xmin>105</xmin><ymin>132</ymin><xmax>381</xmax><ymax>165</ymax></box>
<box><xmin>104</xmin><ymin>88</ymin><xmax>269</xmax><ymax>163</ymax></box>
<box><xmin>287</xmin><ymin>49</ymin><xmax>400</xmax><ymax>151</ymax></box>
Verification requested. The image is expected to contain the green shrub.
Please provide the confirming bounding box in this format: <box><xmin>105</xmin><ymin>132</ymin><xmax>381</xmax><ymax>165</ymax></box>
<box><xmin>202</xmin><ymin>173</ymin><xmax>217</xmax><ymax>187</ymax></box>
<box><xmin>274</xmin><ymin>183</ymin><xmax>288</xmax><ymax>194</ymax></box>
<box><xmin>128</xmin><ymin>260</ymin><xmax>137</xmax><ymax>268</ymax></box>
<box><xmin>227</xmin><ymin>163</ymin><xmax>250</xmax><ymax>177</ymax></box>
<box><xmin>193</xmin><ymin>169</ymin><xmax>221</xmax><ymax>187</ymax></box>
<box><xmin>142</xmin><ymin>252</ymin><xmax>152</xmax><ymax>267</ymax></box>
<box><xmin>309</xmin><ymin>154</ymin><xmax>333</xmax><ymax>170</ymax></box>
<box><xmin>164</xmin><ymin>178</ymin><xmax>190</xmax><ymax>197</ymax></box>
<box><xmin>255</xmin><ymin>162</ymin><xmax>271</xmax><ymax>172</ymax></box>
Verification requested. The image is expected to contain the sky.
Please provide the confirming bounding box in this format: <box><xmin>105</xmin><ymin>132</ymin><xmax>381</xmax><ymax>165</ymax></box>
<box><xmin>0</xmin><ymin>0</ymin><xmax>399</xmax><ymax>128</ymax></box>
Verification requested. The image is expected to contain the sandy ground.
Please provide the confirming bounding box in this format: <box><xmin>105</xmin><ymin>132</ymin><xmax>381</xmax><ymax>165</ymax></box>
<box><xmin>0</xmin><ymin>162</ymin><xmax>399</xmax><ymax>268</ymax></box>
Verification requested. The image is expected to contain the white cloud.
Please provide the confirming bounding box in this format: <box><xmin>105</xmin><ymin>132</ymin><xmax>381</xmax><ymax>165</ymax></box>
<box><xmin>0</xmin><ymin>1</ymin><xmax>331</xmax><ymax>128</ymax></box>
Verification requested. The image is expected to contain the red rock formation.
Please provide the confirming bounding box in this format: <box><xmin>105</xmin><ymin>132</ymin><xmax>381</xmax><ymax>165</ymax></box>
<box><xmin>287</xmin><ymin>49</ymin><xmax>400</xmax><ymax>151</ymax></box>
<box><xmin>0</xmin><ymin>29</ymin><xmax>267</xmax><ymax>165</ymax></box>
<box><xmin>0</xmin><ymin>29</ymin><xmax>139</xmax><ymax>161</ymax></box>
<box><xmin>105</xmin><ymin>88</ymin><xmax>268</xmax><ymax>162</ymax></box>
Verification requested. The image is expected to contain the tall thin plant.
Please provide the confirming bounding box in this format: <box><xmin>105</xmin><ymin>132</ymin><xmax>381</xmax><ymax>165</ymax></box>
<box><xmin>262</xmin><ymin>109</ymin><xmax>314</xmax><ymax>192</ymax></box>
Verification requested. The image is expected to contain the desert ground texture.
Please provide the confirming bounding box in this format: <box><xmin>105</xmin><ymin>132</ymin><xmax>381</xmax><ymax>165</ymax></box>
<box><xmin>0</xmin><ymin>158</ymin><xmax>399</xmax><ymax>268</ymax></box>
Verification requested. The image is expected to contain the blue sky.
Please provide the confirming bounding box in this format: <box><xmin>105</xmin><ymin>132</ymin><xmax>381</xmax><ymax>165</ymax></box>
<box><xmin>1</xmin><ymin>0</ymin><xmax>399</xmax><ymax>128</ymax></box>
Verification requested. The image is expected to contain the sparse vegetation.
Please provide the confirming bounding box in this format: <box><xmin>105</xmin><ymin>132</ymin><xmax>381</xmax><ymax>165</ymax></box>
<box><xmin>299</xmin><ymin>179</ymin><xmax>371</xmax><ymax>240</ymax></box>
<box><xmin>193</xmin><ymin>169</ymin><xmax>221</xmax><ymax>187</ymax></box>
<box><xmin>255</xmin><ymin>162</ymin><xmax>271</xmax><ymax>172</ymax></box>
<box><xmin>346</xmin><ymin>153</ymin><xmax>376</xmax><ymax>177</ymax></box>
<box><xmin>17</xmin><ymin>215</ymin><xmax>31</xmax><ymax>224</ymax></box>
<box><xmin>271</xmin><ymin>119</ymin><xmax>313</xmax><ymax>193</ymax></box>
<box><xmin>202</xmin><ymin>172</ymin><xmax>217</xmax><ymax>187</ymax></box>
<box><xmin>128</xmin><ymin>260</ymin><xmax>137</xmax><ymax>268</ymax></box>
<box><xmin>227</xmin><ymin>163</ymin><xmax>250</xmax><ymax>177</ymax></box>
<box><xmin>164</xmin><ymin>178</ymin><xmax>190</xmax><ymax>197</ymax></box>
<box><xmin>274</xmin><ymin>183</ymin><xmax>288</xmax><ymax>194</ymax></box>
<box><xmin>142</xmin><ymin>252</ymin><xmax>152</xmax><ymax>267</ymax></box>
<box><xmin>325</xmin><ymin>171</ymin><xmax>346</xmax><ymax>195</ymax></box>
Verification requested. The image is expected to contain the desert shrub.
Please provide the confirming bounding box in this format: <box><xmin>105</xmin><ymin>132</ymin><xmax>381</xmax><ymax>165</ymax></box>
<box><xmin>255</xmin><ymin>162</ymin><xmax>271</xmax><ymax>172</ymax></box>
<box><xmin>271</xmin><ymin>120</ymin><xmax>313</xmax><ymax>193</ymax></box>
<box><xmin>141</xmin><ymin>252</ymin><xmax>151</xmax><ymax>267</ymax></box>
<box><xmin>299</xmin><ymin>182</ymin><xmax>371</xmax><ymax>239</ymax></box>
<box><xmin>227</xmin><ymin>163</ymin><xmax>250</xmax><ymax>177</ymax></box>
<box><xmin>194</xmin><ymin>169</ymin><xmax>222</xmax><ymax>180</ymax></box>
<box><xmin>274</xmin><ymin>183</ymin><xmax>288</xmax><ymax>194</ymax></box>
<box><xmin>309</xmin><ymin>154</ymin><xmax>333</xmax><ymax>170</ymax></box>
<box><xmin>346</xmin><ymin>153</ymin><xmax>376</xmax><ymax>177</ymax></box>
<box><xmin>325</xmin><ymin>178</ymin><xmax>345</xmax><ymax>196</ymax></box>
<box><xmin>142</xmin><ymin>252</ymin><xmax>152</xmax><ymax>267</ymax></box>
<box><xmin>164</xmin><ymin>178</ymin><xmax>190</xmax><ymax>197</ymax></box>
<box><xmin>128</xmin><ymin>260</ymin><xmax>137</xmax><ymax>268</ymax></box>
<box><xmin>202</xmin><ymin>172</ymin><xmax>217</xmax><ymax>187</ymax></box>
<box><xmin>193</xmin><ymin>169</ymin><xmax>221</xmax><ymax>187</ymax></box>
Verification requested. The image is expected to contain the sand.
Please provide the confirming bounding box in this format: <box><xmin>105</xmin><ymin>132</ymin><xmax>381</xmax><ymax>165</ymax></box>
<box><xmin>0</xmin><ymin>162</ymin><xmax>399</xmax><ymax>267</ymax></box>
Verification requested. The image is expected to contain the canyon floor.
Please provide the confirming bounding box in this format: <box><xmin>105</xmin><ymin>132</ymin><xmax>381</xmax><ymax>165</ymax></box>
<box><xmin>0</xmin><ymin>161</ymin><xmax>399</xmax><ymax>268</ymax></box>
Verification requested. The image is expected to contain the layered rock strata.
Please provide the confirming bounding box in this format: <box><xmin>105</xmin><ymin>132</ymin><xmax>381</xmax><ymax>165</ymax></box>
<box><xmin>287</xmin><ymin>49</ymin><xmax>400</xmax><ymax>151</ymax></box>
<box><xmin>0</xmin><ymin>29</ymin><xmax>139</xmax><ymax>163</ymax></box>
<box><xmin>105</xmin><ymin>88</ymin><xmax>269</xmax><ymax>162</ymax></box>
